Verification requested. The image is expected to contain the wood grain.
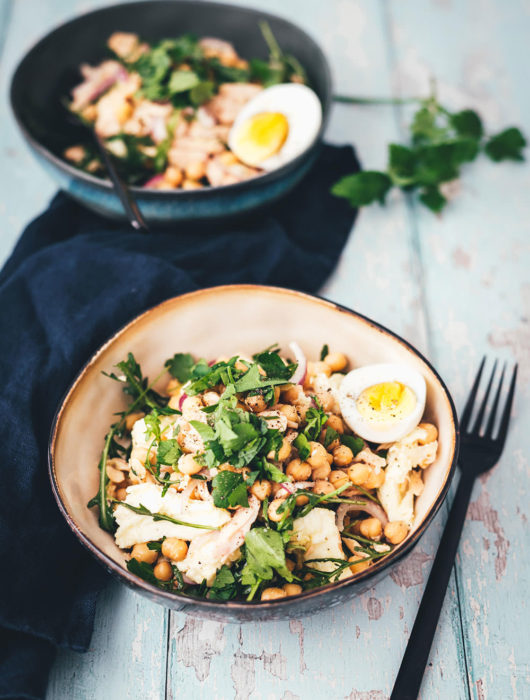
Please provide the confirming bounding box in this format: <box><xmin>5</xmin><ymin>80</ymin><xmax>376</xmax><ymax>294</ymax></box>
<box><xmin>0</xmin><ymin>0</ymin><xmax>527</xmax><ymax>698</ymax></box>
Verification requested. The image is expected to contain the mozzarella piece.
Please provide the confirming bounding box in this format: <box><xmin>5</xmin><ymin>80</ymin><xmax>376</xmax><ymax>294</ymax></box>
<box><xmin>312</xmin><ymin>372</ymin><xmax>344</xmax><ymax>414</ymax></box>
<box><xmin>114</xmin><ymin>483</ymin><xmax>231</xmax><ymax>548</ymax></box>
<box><xmin>378</xmin><ymin>430</ymin><xmax>438</xmax><ymax>526</ymax></box>
<box><xmin>291</xmin><ymin>508</ymin><xmax>350</xmax><ymax>580</ymax></box>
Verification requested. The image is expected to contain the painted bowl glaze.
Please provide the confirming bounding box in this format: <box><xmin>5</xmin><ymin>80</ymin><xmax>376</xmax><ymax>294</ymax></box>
<box><xmin>10</xmin><ymin>1</ymin><xmax>331</xmax><ymax>224</ymax></box>
<box><xmin>49</xmin><ymin>285</ymin><xmax>459</xmax><ymax>622</ymax></box>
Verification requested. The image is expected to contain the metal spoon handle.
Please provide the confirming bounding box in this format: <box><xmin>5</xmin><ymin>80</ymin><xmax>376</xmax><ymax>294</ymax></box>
<box><xmin>94</xmin><ymin>133</ymin><xmax>150</xmax><ymax>233</ymax></box>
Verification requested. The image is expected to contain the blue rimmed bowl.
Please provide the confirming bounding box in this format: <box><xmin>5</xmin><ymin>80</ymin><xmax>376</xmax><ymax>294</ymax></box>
<box><xmin>10</xmin><ymin>1</ymin><xmax>332</xmax><ymax>224</ymax></box>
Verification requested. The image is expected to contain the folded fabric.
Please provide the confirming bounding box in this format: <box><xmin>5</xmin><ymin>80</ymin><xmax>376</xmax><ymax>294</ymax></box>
<box><xmin>0</xmin><ymin>143</ymin><xmax>359</xmax><ymax>699</ymax></box>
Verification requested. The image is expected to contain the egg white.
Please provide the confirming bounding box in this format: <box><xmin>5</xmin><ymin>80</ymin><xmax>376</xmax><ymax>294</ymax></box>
<box><xmin>228</xmin><ymin>83</ymin><xmax>322</xmax><ymax>171</ymax></box>
<box><xmin>338</xmin><ymin>363</ymin><xmax>426</xmax><ymax>444</ymax></box>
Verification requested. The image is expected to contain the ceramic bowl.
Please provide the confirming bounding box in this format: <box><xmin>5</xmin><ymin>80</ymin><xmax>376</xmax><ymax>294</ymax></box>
<box><xmin>49</xmin><ymin>285</ymin><xmax>458</xmax><ymax>622</ymax></box>
<box><xmin>10</xmin><ymin>1</ymin><xmax>331</xmax><ymax>224</ymax></box>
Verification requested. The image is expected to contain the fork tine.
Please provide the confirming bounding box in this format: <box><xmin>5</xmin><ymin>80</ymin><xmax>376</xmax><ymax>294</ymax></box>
<box><xmin>460</xmin><ymin>356</ymin><xmax>486</xmax><ymax>432</ymax></box>
<box><xmin>484</xmin><ymin>364</ymin><xmax>506</xmax><ymax>438</ymax></box>
<box><xmin>471</xmin><ymin>359</ymin><xmax>498</xmax><ymax>435</ymax></box>
<box><xmin>495</xmin><ymin>364</ymin><xmax>518</xmax><ymax>447</ymax></box>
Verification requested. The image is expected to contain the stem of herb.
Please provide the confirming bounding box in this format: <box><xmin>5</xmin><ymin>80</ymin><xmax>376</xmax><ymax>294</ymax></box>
<box><xmin>333</xmin><ymin>94</ymin><xmax>419</xmax><ymax>105</ymax></box>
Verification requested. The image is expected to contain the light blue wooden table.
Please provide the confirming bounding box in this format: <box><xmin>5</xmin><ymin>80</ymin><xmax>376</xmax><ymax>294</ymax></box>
<box><xmin>1</xmin><ymin>1</ymin><xmax>528</xmax><ymax>698</ymax></box>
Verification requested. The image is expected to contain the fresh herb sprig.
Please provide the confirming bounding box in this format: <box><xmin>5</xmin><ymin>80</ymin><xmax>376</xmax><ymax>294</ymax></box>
<box><xmin>332</xmin><ymin>88</ymin><xmax>526</xmax><ymax>213</ymax></box>
<box><xmin>114</xmin><ymin>500</ymin><xmax>219</xmax><ymax>530</ymax></box>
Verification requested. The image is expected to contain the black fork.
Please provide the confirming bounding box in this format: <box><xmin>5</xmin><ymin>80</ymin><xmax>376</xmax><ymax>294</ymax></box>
<box><xmin>390</xmin><ymin>358</ymin><xmax>518</xmax><ymax>700</ymax></box>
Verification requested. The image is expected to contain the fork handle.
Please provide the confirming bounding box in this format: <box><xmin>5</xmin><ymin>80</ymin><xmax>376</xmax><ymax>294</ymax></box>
<box><xmin>390</xmin><ymin>470</ymin><xmax>475</xmax><ymax>700</ymax></box>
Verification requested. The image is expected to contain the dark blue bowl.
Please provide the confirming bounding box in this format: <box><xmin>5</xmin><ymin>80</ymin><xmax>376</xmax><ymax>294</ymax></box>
<box><xmin>10</xmin><ymin>0</ymin><xmax>332</xmax><ymax>224</ymax></box>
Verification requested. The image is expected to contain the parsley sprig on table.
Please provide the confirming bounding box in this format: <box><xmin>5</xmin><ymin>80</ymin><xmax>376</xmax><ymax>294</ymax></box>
<box><xmin>332</xmin><ymin>89</ymin><xmax>526</xmax><ymax>213</ymax></box>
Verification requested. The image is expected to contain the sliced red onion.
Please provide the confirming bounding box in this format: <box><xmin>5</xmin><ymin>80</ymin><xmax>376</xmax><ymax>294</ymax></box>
<box><xmin>336</xmin><ymin>501</ymin><xmax>389</xmax><ymax>531</ymax></box>
<box><xmin>289</xmin><ymin>341</ymin><xmax>307</xmax><ymax>385</ymax></box>
<box><xmin>143</xmin><ymin>174</ymin><xmax>165</xmax><ymax>189</ymax></box>
<box><xmin>178</xmin><ymin>392</ymin><xmax>188</xmax><ymax>410</ymax></box>
<box><xmin>277</xmin><ymin>481</ymin><xmax>314</xmax><ymax>497</ymax></box>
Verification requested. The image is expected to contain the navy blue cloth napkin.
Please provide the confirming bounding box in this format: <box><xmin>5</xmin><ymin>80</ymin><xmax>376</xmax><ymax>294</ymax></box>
<box><xmin>0</xmin><ymin>144</ymin><xmax>359</xmax><ymax>699</ymax></box>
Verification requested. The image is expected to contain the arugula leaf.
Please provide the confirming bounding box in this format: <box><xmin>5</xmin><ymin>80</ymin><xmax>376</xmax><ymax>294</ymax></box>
<box><xmin>485</xmin><ymin>127</ymin><xmax>526</xmax><ymax>162</ymax></box>
<box><xmin>263</xmin><ymin>461</ymin><xmax>289</xmax><ymax>483</ymax></box>
<box><xmin>127</xmin><ymin>557</ymin><xmax>161</xmax><ymax>585</ymax></box>
<box><xmin>116</xmin><ymin>501</ymin><xmax>218</xmax><ymax>529</ymax></box>
<box><xmin>212</xmin><ymin>471</ymin><xmax>249</xmax><ymax>508</ymax></box>
<box><xmin>340</xmin><ymin>434</ymin><xmax>364</xmax><ymax>456</ymax></box>
<box><xmin>303</xmin><ymin>403</ymin><xmax>328</xmax><ymax>441</ymax></box>
<box><xmin>165</xmin><ymin>353</ymin><xmax>195</xmax><ymax>382</ymax></box>
<box><xmin>294</xmin><ymin>433</ymin><xmax>310</xmax><ymax>460</ymax></box>
<box><xmin>144</xmin><ymin>411</ymin><xmax>161</xmax><ymax>441</ymax></box>
<box><xmin>331</xmin><ymin>171</ymin><xmax>393</xmax><ymax>207</ymax></box>
<box><xmin>241</xmin><ymin>528</ymin><xmax>293</xmax><ymax>598</ymax></box>
<box><xmin>319</xmin><ymin>344</ymin><xmax>329</xmax><ymax>361</ymax></box>
<box><xmin>389</xmin><ymin>144</ymin><xmax>417</xmax><ymax>184</ymax></box>
<box><xmin>234</xmin><ymin>364</ymin><xmax>290</xmax><ymax>393</ymax></box>
<box><xmin>147</xmin><ymin>539</ymin><xmax>164</xmax><ymax>552</ymax></box>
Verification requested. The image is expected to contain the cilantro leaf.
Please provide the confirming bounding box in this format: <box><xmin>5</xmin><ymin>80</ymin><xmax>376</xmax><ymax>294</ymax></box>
<box><xmin>293</xmin><ymin>433</ymin><xmax>310</xmax><ymax>460</ymax></box>
<box><xmin>168</xmin><ymin>70</ymin><xmax>201</xmax><ymax>94</ymax></box>
<box><xmin>331</xmin><ymin>171</ymin><xmax>392</xmax><ymax>207</ymax></box>
<box><xmin>341</xmin><ymin>434</ymin><xmax>364</xmax><ymax>456</ymax></box>
<box><xmin>212</xmin><ymin>471</ymin><xmax>249</xmax><ymax>508</ymax></box>
<box><xmin>241</xmin><ymin>528</ymin><xmax>293</xmax><ymax>589</ymax></box>
<box><xmin>190</xmin><ymin>80</ymin><xmax>215</xmax><ymax>106</ymax></box>
<box><xmin>253</xmin><ymin>351</ymin><xmax>295</xmax><ymax>380</ymax></box>
<box><xmin>485</xmin><ymin>127</ymin><xmax>526</xmax><ymax>162</ymax></box>
<box><xmin>450</xmin><ymin>109</ymin><xmax>483</xmax><ymax>139</ymax></box>
<box><xmin>419</xmin><ymin>186</ymin><xmax>447</xmax><ymax>213</ymax></box>
<box><xmin>303</xmin><ymin>403</ymin><xmax>328</xmax><ymax>441</ymax></box>
<box><xmin>264</xmin><ymin>461</ymin><xmax>289</xmax><ymax>483</ymax></box>
<box><xmin>165</xmin><ymin>353</ymin><xmax>195</xmax><ymax>382</ymax></box>
<box><xmin>389</xmin><ymin>144</ymin><xmax>417</xmax><ymax>184</ymax></box>
<box><xmin>323</xmin><ymin>427</ymin><xmax>340</xmax><ymax>448</ymax></box>
<box><xmin>157</xmin><ymin>439</ymin><xmax>181</xmax><ymax>466</ymax></box>
<box><xmin>234</xmin><ymin>364</ymin><xmax>289</xmax><ymax>393</ymax></box>
<box><xmin>209</xmin><ymin>565</ymin><xmax>238</xmax><ymax>600</ymax></box>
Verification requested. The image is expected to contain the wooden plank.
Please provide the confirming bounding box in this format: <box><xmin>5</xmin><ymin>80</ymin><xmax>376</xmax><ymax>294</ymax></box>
<box><xmin>386</xmin><ymin>0</ymin><xmax>530</xmax><ymax>697</ymax></box>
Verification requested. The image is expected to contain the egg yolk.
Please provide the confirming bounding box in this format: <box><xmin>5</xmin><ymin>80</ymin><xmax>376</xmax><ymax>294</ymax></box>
<box><xmin>356</xmin><ymin>382</ymin><xmax>416</xmax><ymax>423</ymax></box>
<box><xmin>234</xmin><ymin>112</ymin><xmax>289</xmax><ymax>165</ymax></box>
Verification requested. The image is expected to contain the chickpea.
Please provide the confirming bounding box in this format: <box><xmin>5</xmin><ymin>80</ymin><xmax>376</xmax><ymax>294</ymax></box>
<box><xmin>278</xmin><ymin>404</ymin><xmax>299</xmax><ymax>425</ymax></box>
<box><xmin>182</xmin><ymin>179</ymin><xmax>203</xmax><ymax>190</ymax></box>
<box><xmin>323</xmin><ymin>351</ymin><xmax>348</xmax><ymax>373</ymax></box>
<box><xmin>165</xmin><ymin>166</ymin><xmax>183</xmax><ymax>187</ymax></box>
<box><xmin>271</xmin><ymin>482</ymin><xmax>286</xmax><ymax>498</ymax></box>
<box><xmin>329</xmin><ymin>469</ymin><xmax>350</xmax><ymax>489</ymax></box>
<box><xmin>283</xmin><ymin>583</ymin><xmax>303</xmax><ymax>596</ymax></box>
<box><xmin>285</xmin><ymin>558</ymin><xmax>296</xmax><ymax>572</ymax></box>
<box><xmin>125</xmin><ymin>411</ymin><xmax>146</xmax><ymax>431</ymax></box>
<box><xmin>273</xmin><ymin>386</ymin><xmax>281</xmax><ymax>403</ymax></box>
<box><xmin>277</xmin><ymin>437</ymin><xmax>292</xmax><ymax>462</ymax></box>
<box><xmin>202</xmin><ymin>391</ymin><xmax>220</xmax><ymax>406</ymax></box>
<box><xmin>261</xmin><ymin>587</ymin><xmax>287</xmax><ymax>601</ymax></box>
<box><xmin>268</xmin><ymin>498</ymin><xmax>288</xmax><ymax>523</ymax></box>
<box><xmin>282</xmin><ymin>385</ymin><xmax>301</xmax><ymax>404</ymax></box>
<box><xmin>418</xmin><ymin>422</ymin><xmax>438</xmax><ymax>444</ymax></box>
<box><xmin>347</xmin><ymin>463</ymin><xmax>372</xmax><ymax>486</ymax></box>
<box><xmin>250</xmin><ymin>479</ymin><xmax>272</xmax><ymax>501</ymax></box>
<box><xmin>219</xmin><ymin>151</ymin><xmax>239</xmax><ymax>166</ymax></box>
<box><xmin>295</xmin><ymin>494</ymin><xmax>309</xmax><ymax>506</ymax></box>
<box><xmin>64</xmin><ymin>145</ymin><xmax>86</xmax><ymax>163</ymax></box>
<box><xmin>131</xmin><ymin>543</ymin><xmax>158</xmax><ymax>565</ymax></box>
<box><xmin>313</xmin><ymin>480</ymin><xmax>334</xmax><ymax>496</ymax></box>
<box><xmin>245</xmin><ymin>393</ymin><xmax>267</xmax><ymax>413</ymax></box>
<box><xmin>348</xmin><ymin>551</ymin><xmax>371</xmax><ymax>574</ymax></box>
<box><xmin>325</xmin><ymin>414</ymin><xmax>345</xmax><ymax>434</ymax></box>
<box><xmin>161</xmin><ymin>538</ymin><xmax>188</xmax><ymax>562</ymax></box>
<box><xmin>320</xmin><ymin>430</ymin><xmax>340</xmax><ymax>451</ymax></box>
<box><xmin>308</xmin><ymin>361</ymin><xmax>332</xmax><ymax>378</ymax></box>
<box><xmin>116</xmin><ymin>487</ymin><xmax>128</xmax><ymax>501</ymax></box>
<box><xmin>106</xmin><ymin>463</ymin><xmax>125</xmax><ymax>484</ymax></box>
<box><xmin>178</xmin><ymin>453</ymin><xmax>203</xmax><ymax>475</ymax></box>
<box><xmin>332</xmin><ymin>445</ymin><xmax>354</xmax><ymax>467</ymax></box>
<box><xmin>168</xmin><ymin>395</ymin><xmax>181</xmax><ymax>410</ymax></box>
<box><xmin>312</xmin><ymin>462</ymin><xmax>331</xmax><ymax>481</ymax></box>
<box><xmin>182</xmin><ymin>396</ymin><xmax>203</xmax><ymax>413</ymax></box>
<box><xmin>315</xmin><ymin>391</ymin><xmax>335</xmax><ymax>412</ymax></box>
<box><xmin>185</xmin><ymin>160</ymin><xmax>207</xmax><ymax>181</ymax></box>
<box><xmin>384</xmin><ymin>521</ymin><xmax>409</xmax><ymax>544</ymax></box>
<box><xmin>326</xmin><ymin>452</ymin><xmax>334</xmax><ymax>464</ymax></box>
<box><xmin>359</xmin><ymin>517</ymin><xmax>383</xmax><ymax>539</ymax></box>
<box><xmin>154</xmin><ymin>560</ymin><xmax>173</xmax><ymax>581</ymax></box>
<box><xmin>364</xmin><ymin>468</ymin><xmax>385</xmax><ymax>490</ymax></box>
<box><xmin>307</xmin><ymin>441</ymin><xmax>329</xmax><ymax>470</ymax></box>
<box><xmin>286</xmin><ymin>458</ymin><xmax>312</xmax><ymax>481</ymax></box>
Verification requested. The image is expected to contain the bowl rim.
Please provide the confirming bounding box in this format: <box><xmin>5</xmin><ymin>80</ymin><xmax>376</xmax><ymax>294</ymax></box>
<box><xmin>9</xmin><ymin>0</ymin><xmax>332</xmax><ymax>198</ymax></box>
<box><xmin>48</xmin><ymin>284</ymin><xmax>459</xmax><ymax>610</ymax></box>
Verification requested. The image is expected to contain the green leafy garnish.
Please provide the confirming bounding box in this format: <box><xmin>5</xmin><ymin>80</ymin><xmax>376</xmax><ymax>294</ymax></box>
<box><xmin>303</xmin><ymin>401</ymin><xmax>328</xmax><ymax>441</ymax></box>
<box><xmin>341</xmin><ymin>434</ymin><xmax>364</xmax><ymax>456</ymax></box>
<box><xmin>319</xmin><ymin>344</ymin><xmax>329</xmax><ymax>361</ymax></box>
<box><xmin>165</xmin><ymin>352</ymin><xmax>195</xmax><ymax>382</ymax></box>
<box><xmin>115</xmin><ymin>501</ymin><xmax>219</xmax><ymax>530</ymax></box>
<box><xmin>209</xmin><ymin>565</ymin><xmax>238</xmax><ymax>601</ymax></box>
<box><xmin>332</xmin><ymin>89</ymin><xmax>526</xmax><ymax>212</ymax></box>
<box><xmin>212</xmin><ymin>471</ymin><xmax>249</xmax><ymax>508</ymax></box>
<box><xmin>294</xmin><ymin>433</ymin><xmax>310</xmax><ymax>460</ymax></box>
<box><xmin>241</xmin><ymin>528</ymin><xmax>293</xmax><ymax>600</ymax></box>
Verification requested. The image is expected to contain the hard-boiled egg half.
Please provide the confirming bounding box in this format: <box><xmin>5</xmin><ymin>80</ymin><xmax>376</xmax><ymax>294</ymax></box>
<box><xmin>228</xmin><ymin>83</ymin><xmax>322</xmax><ymax>171</ymax></box>
<box><xmin>339</xmin><ymin>364</ymin><xmax>426</xmax><ymax>444</ymax></box>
